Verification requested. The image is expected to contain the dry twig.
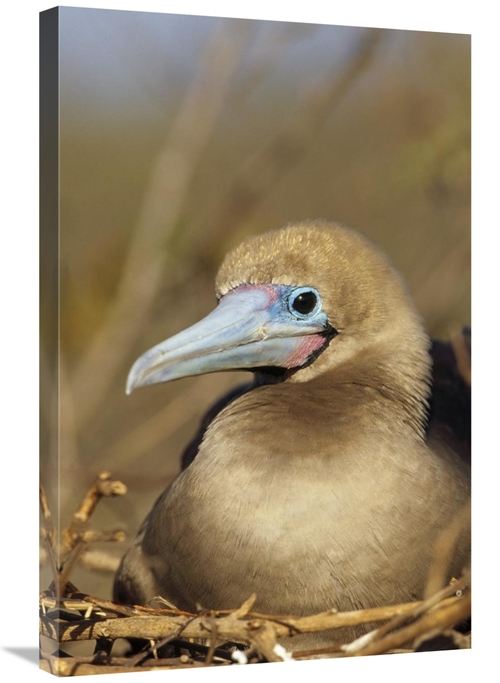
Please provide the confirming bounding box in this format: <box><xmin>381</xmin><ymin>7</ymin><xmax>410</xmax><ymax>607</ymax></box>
<box><xmin>39</xmin><ymin>594</ymin><xmax>467</xmax><ymax>645</ymax></box>
<box><xmin>61</xmin><ymin>472</ymin><xmax>127</xmax><ymax>565</ymax></box>
<box><xmin>342</xmin><ymin>571</ymin><xmax>470</xmax><ymax>656</ymax></box>
<box><xmin>39</xmin><ymin>585</ymin><xmax>470</xmax><ymax>674</ymax></box>
<box><xmin>40</xmin><ymin>471</ymin><xmax>127</xmax><ymax>595</ymax></box>
<box><xmin>425</xmin><ymin>502</ymin><xmax>471</xmax><ymax>599</ymax></box>
<box><xmin>352</xmin><ymin>591</ymin><xmax>471</xmax><ymax>657</ymax></box>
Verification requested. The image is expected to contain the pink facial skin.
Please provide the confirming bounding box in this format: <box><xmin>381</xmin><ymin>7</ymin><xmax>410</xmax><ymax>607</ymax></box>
<box><xmin>284</xmin><ymin>334</ymin><xmax>327</xmax><ymax>368</ymax></box>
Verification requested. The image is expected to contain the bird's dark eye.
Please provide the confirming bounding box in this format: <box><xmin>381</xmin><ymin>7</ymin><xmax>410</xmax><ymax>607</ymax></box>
<box><xmin>293</xmin><ymin>291</ymin><xmax>317</xmax><ymax>314</ymax></box>
<box><xmin>288</xmin><ymin>287</ymin><xmax>320</xmax><ymax>317</ymax></box>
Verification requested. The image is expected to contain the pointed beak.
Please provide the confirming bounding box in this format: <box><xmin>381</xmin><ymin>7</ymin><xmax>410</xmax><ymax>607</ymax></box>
<box><xmin>126</xmin><ymin>285</ymin><xmax>328</xmax><ymax>393</ymax></box>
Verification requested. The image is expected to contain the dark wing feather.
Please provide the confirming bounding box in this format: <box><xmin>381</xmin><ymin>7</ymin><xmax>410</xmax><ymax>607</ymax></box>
<box><xmin>427</xmin><ymin>327</ymin><xmax>471</xmax><ymax>465</ymax></box>
<box><xmin>181</xmin><ymin>382</ymin><xmax>252</xmax><ymax>470</ymax></box>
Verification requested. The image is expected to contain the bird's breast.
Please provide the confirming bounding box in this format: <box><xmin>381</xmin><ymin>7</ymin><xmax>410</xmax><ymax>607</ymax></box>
<box><xmin>140</xmin><ymin>406</ymin><xmax>466</xmax><ymax>615</ymax></box>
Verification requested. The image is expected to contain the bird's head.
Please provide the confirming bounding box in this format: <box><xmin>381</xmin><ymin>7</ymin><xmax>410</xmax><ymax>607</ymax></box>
<box><xmin>126</xmin><ymin>220</ymin><xmax>429</xmax><ymax>393</ymax></box>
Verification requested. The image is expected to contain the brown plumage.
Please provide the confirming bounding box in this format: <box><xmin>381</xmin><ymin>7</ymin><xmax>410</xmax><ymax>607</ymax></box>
<box><xmin>114</xmin><ymin>220</ymin><xmax>470</xmax><ymax>645</ymax></box>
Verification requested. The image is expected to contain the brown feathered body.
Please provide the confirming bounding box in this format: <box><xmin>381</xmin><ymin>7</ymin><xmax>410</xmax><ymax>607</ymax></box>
<box><xmin>114</xmin><ymin>221</ymin><xmax>470</xmax><ymax>645</ymax></box>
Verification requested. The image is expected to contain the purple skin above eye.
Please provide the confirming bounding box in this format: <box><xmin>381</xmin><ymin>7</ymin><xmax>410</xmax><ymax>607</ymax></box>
<box><xmin>126</xmin><ymin>283</ymin><xmax>331</xmax><ymax>393</ymax></box>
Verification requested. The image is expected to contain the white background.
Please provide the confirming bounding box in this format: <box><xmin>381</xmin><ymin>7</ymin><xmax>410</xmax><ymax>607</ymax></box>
<box><xmin>1</xmin><ymin>1</ymin><xmax>494</xmax><ymax>681</ymax></box>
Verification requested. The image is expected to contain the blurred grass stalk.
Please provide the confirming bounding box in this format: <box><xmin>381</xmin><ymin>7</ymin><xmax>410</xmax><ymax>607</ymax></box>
<box><xmin>70</xmin><ymin>19</ymin><xmax>253</xmax><ymax>429</ymax></box>
<box><xmin>67</xmin><ymin>26</ymin><xmax>384</xmax><ymax>470</ymax></box>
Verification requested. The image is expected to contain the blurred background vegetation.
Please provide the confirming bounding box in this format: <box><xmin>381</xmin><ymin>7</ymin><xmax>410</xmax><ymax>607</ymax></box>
<box><xmin>40</xmin><ymin>8</ymin><xmax>470</xmax><ymax>599</ymax></box>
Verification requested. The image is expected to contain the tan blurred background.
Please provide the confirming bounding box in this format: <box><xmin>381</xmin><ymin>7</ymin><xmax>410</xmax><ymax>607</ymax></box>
<box><xmin>40</xmin><ymin>8</ymin><xmax>470</xmax><ymax>598</ymax></box>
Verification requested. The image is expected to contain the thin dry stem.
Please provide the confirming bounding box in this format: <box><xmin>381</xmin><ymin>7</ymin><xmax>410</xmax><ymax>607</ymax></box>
<box><xmin>57</xmin><ymin>543</ymin><xmax>86</xmax><ymax>597</ymax></box>
<box><xmin>353</xmin><ymin>591</ymin><xmax>471</xmax><ymax>657</ymax></box>
<box><xmin>344</xmin><ymin>571</ymin><xmax>469</xmax><ymax>654</ymax></box>
<box><xmin>40</xmin><ymin>483</ymin><xmax>55</xmax><ymax>547</ymax></box>
<box><xmin>80</xmin><ymin>530</ymin><xmax>126</xmax><ymax>544</ymax></box>
<box><xmin>40</xmin><ymin>471</ymin><xmax>127</xmax><ymax>594</ymax></box>
<box><xmin>39</xmin><ymin>595</ymin><xmax>465</xmax><ymax>645</ymax></box>
<box><xmin>57</xmin><ymin>472</ymin><xmax>127</xmax><ymax>590</ymax></box>
<box><xmin>40</xmin><ymin>483</ymin><xmax>59</xmax><ymax>585</ymax></box>
<box><xmin>425</xmin><ymin>502</ymin><xmax>471</xmax><ymax>599</ymax></box>
<box><xmin>67</xmin><ymin>472</ymin><xmax>127</xmax><ymax>537</ymax></box>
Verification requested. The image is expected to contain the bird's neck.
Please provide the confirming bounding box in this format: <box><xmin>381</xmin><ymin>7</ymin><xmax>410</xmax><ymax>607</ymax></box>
<box><xmin>330</xmin><ymin>348</ymin><xmax>431</xmax><ymax>439</ymax></box>
<box><xmin>253</xmin><ymin>334</ymin><xmax>431</xmax><ymax>442</ymax></box>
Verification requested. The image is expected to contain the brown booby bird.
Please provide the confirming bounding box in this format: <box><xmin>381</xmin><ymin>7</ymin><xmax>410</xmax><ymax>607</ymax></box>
<box><xmin>114</xmin><ymin>220</ymin><xmax>470</xmax><ymax>645</ymax></box>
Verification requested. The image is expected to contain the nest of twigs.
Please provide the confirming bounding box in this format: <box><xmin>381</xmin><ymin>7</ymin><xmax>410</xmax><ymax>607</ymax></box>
<box><xmin>39</xmin><ymin>472</ymin><xmax>471</xmax><ymax>675</ymax></box>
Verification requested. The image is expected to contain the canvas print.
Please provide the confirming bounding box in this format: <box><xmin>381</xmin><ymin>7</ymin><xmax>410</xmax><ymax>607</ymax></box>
<box><xmin>39</xmin><ymin>6</ymin><xmax>471</xmax><ymax>675</ymax></box>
